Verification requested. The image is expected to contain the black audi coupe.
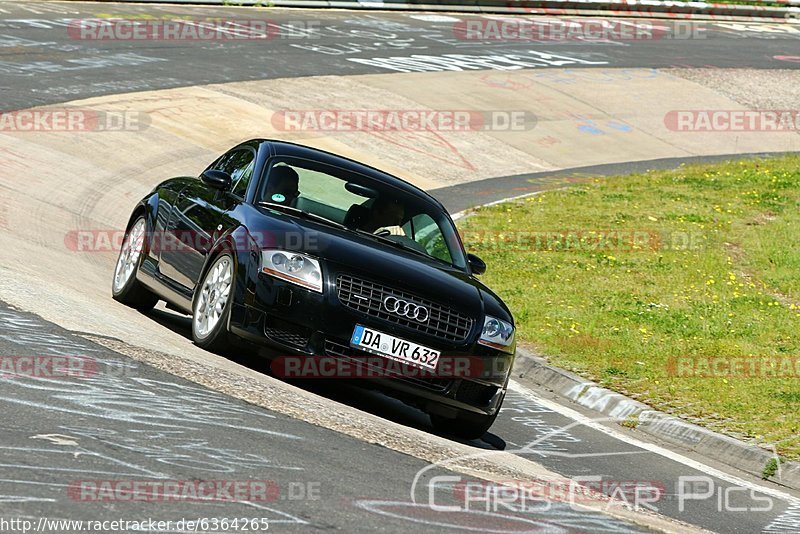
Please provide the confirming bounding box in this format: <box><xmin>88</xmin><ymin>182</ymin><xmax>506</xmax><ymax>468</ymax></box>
<box><xmin>112</xmin><ymin>140</ymin><xmax>516</xmax><ymax>438</ymax></box>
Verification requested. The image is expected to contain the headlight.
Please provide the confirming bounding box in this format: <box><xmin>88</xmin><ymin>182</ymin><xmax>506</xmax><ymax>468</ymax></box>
<box><xmin>479</xmin><ymin>315</ymin><xmax>514</xmax><ymax>350</ymax></box>
<box><xmin>262</xmin><ymin>250</ymin><xmax>323</xmax><ymax>293</ymax></box>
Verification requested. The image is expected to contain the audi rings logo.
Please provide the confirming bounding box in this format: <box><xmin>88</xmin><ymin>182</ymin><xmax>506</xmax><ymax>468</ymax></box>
<box><xmin>383</xmin><ymin>296</ymin><xmax>429</xmax><ymax>323</ymax></box>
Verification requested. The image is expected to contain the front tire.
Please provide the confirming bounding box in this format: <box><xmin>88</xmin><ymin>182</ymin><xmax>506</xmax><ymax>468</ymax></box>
<box><xmin>112</xmin><ymin>216</ymin><xmax>158</xmax><ymax>311</ymax></box>
<box><xmin>192</xmin><ymin>253</ymin><xmax>235</xmax><ymax>353</ymax></box>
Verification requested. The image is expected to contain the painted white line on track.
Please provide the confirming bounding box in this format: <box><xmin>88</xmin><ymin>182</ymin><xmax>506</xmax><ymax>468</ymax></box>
<box><xmin>508</xmin><ymin>380</ymin><xmax>800</xmax><ymax>506</ymax></box>
<box><xmin>407</xmin><ymin>14</ymin><xmax>461</xmax><ymax>22</ymax></box>
<box><xmin>451</xmin><ymin>189</ymin><xmax>552</xmax><ymax>221</ymax></box>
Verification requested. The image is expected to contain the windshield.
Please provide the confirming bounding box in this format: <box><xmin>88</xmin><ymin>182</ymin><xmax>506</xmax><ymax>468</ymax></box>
<box><xmin>255</xmin><ymin>157</ymin><xmax>467</xmax><ymax>269</ymax></box>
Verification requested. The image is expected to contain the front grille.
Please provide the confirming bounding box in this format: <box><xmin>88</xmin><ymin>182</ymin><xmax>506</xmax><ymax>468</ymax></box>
<box><xmin>324</xmin><ymin>339</ymin><xmax>451</xmax><ymax>392</ymax></box>
<box><xmin>264</xmin><ymin>317</ymin><xmax>310</xmax><ymax>349</ymax></box>
<box><xmin>336</xmin><ymin>274</ymin><xmax>473</xmax><ymax>343</ymax></box>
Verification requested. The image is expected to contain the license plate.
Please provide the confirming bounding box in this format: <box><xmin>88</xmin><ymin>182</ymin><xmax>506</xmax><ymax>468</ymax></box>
<box><xmin>350</xmin><ymin>325</ymin><xmax>439</xmax><ymax>371</ymax></box>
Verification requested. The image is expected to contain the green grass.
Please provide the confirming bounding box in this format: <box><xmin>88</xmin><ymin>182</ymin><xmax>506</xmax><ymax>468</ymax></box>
<box><xmin>763</xmin><ymin>457</ymin><xmax>781</xmax><ymax>479</ymax></box>
<box><xmin>715</xmin><ymin>1</ymin><xmax>794</xmax><ymax>6</ymax></box>
<box><xmin>459</xmin><ymin>156</ymin><xmax>800</xmax><ymax>458</ymax></box>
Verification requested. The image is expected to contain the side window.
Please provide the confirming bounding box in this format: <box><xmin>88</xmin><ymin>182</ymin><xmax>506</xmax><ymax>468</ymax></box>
<box><xmin>405</xmin><ymin>213</ymin><xmax>453</xmax><ymax>264</ymax></box>
<box><xmin>214</xmin><ymin>149</ymin><xmax>255</xmax><ymax>198</ymax></box>
<box><xmin>231</xmin><ymin>160</ymin><xmax>254</xmax><ymax>198</ymax></box>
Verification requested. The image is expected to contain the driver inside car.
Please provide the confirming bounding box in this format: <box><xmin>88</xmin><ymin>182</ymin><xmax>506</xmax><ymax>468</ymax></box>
<box><xmin>362</xmin><ymin>197</ymin><xmax>406</xmax><ymax>235</ymax></box>
<box><xmin>265</xmin><ymin>166</ymin><xmax>300</xmax><ymax>205</ymax></box>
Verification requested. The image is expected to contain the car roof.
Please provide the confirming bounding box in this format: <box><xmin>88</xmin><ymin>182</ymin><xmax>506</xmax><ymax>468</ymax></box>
<box><xmin>257</xmin><ymin>139</ymin><xmax>447</xmax><ymax>211</ymax></box>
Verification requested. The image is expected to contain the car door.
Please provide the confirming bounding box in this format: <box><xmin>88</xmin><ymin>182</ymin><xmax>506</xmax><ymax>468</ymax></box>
<box><xmin>158</xmin><ymin>147</ymin><xmax>256</xmax><ymax>292</ymax></box>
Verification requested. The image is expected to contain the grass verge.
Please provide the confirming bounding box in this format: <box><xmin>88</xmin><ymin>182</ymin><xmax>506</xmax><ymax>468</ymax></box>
<box><xmin>459</xmin><ymin>156</ymin><xmax>800</xmax><ymax>458</ymax></box>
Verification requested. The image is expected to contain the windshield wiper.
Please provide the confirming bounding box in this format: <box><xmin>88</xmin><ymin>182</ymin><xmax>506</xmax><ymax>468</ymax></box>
<box><xmin>354</xmin><ymin>228</ymin><xmax>450</xmax><ymax>265</ymax></box>
<box><xmin>256</xmin><ymin>202</ymin><xmax>348</xmax><ymax>230</ymax></box>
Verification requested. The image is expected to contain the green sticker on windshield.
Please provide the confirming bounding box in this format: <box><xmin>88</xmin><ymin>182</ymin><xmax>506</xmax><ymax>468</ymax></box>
<box><xmin>271</xmin><ymin>193</ymin><xmax>286</xmax><ymax>203</ymax></box>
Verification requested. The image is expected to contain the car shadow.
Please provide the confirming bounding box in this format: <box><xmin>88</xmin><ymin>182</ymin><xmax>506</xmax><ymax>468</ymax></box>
<box><xmin>145</xmin><ymin>305</ymin><xmax>506</xmax><ymax>451</ymax></box>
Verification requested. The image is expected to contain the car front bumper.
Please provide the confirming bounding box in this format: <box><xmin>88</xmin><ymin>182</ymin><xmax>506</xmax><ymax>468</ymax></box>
<box><xmin>229</xmin><ymin>272</ymin><xmax>515</xmax><ymax>417</ymax></box>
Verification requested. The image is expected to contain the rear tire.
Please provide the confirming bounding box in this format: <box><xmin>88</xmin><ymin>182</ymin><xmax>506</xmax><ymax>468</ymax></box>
<box><xmin>430</xmin><ymin>409</ymin><xmax>499</xmax><ymax>440</ymax></box>
<box><xmin>192</xmin><ymin>253</ymin><xmax>235</xmax><ymax>353</ymax></box>
<box><xmin>112</xmin><ymin>216</ymin><xmax>158</xmax><ymax>312</ymax></box>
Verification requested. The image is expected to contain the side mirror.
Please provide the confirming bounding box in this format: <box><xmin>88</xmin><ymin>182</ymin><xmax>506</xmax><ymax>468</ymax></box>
<box><xmin>201</xmin><ymin>169</ymin><xmax>232</xmax><ymax>191</ymax></box>
<box><xmin>467</xmin><ymin>253</ymin><xmax>486</xmax><ymax>276</ymax></box>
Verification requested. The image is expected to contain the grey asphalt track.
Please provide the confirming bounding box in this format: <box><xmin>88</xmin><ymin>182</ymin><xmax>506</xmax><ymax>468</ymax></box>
<box><xmin>0</xmin><ymin>1</ymin><xmax>798</xmax><ymax>111</ymax></box>
<box><xmin>432</xmin><ymin>152</ymin><xmax>797</xmax><ymax>214</ymax></box>
<box><xmin>0</xmin><ymin>301</ymin><xmax>660</xmax><ymax>533</ymax></box>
